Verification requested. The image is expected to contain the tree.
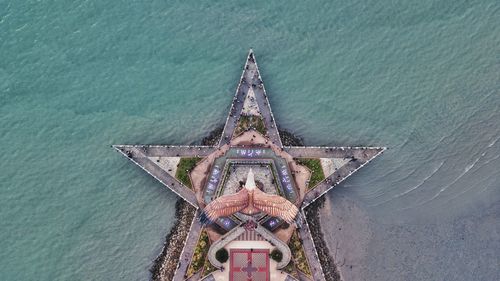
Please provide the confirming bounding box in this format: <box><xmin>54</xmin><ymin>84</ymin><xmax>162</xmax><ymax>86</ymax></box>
<box><xmin>280</xmin><ymin>222</ymin><xmax>290</xmax><ymax>229</ymax></box>
<box><xmin>215</xmin><ymin>248</ymin><xmax>229</xmax><ymax>263</ymax></box>
<box><xmin>270</xmin><ymin>249</ymin><xmax>283</xmax><ymax>262</ymax></box>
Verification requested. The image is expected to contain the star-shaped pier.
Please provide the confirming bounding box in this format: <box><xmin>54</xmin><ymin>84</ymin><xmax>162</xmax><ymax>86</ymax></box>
<box><xmin>114</xmin><ymin>50</ymin><xmax>385</xmax><ymax>281</ymax></box>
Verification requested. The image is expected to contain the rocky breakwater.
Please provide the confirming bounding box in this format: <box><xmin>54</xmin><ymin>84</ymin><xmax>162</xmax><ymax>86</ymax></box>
<box><xmin>279</xmin><ymin>129</ymin><xmax>304</xmax><ymax>146</ymax></box>
<box><xmin>201</xmin><ymin>126</ymin><xmax>223</xmax><ymax>146</ymax></box>
<box><xmin>305</xmin><ymin>197</ymin><xmax>341</xmax><ymax>281</ymax></box>
<box><xmin>150</xmin><ymin>199</ymin><xmax>196</xmax><ymax>281</ymax></box>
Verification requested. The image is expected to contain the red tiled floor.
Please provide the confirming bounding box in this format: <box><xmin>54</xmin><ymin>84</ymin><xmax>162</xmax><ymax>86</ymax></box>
<box><xmin>229</xmin><ymin>249</ymin><xmax>269</xmax><ymax>281</ymax></box>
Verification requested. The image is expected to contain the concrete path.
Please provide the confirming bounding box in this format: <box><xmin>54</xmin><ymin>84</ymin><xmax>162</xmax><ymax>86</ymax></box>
<box><xmin>114</xmin><ymin>144</ymin><xmax>217</xmax><ymax>157</ymax></box>
<box><xmin>297</xmin><ymin>271</ymin><xmax>314</xmax><ymax>281</ymax></box>
<box><xmin>207</xmin><ymin>225</ymin><xmax>245</xmax><ymax>268</ymax></box>
<box><xmin>284</xmin><ymin>146</ymin><xmax>385</xmax><ymax>159</ymax></box>
<box><xmin>173</xmin><ymin>216</ymin><xmax>203</xmax><ymax>281</ymax></box>
<box><xmin>285</xmin><ymin>275</ymin><xmax>300</xmax><ymax>281</ymax></box>
<box><xmin>254</xmin><ymin>223</ymin><xmax>292</xmax><ymax>269</ymax></box>
<box><xmin>201</xmin><ymin>274</ymin><xmax>216</xmax><ymax>281</ymax></box>
<box><xmin>207</xmin><ymin>221</ymin><xmax>292</xmax><ymax>269</ymax></box>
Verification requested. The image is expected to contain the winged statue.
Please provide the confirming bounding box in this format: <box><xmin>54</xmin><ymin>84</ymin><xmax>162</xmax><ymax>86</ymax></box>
<box><xmin>200</xmin><ymin>169</ymin><xmax>298</xmax><ymax>224</ymax></box>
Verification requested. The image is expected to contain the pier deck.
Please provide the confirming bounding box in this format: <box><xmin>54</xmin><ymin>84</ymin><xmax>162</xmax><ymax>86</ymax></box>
<box><xmin>113</xmin><ymin>50</ymin><xmax>385</xmax><ymax>281</ymax></box>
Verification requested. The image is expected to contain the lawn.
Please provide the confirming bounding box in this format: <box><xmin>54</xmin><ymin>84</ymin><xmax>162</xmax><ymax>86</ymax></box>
<box><xmin>295</xmin><ymin>158</ymin><xmax>325</xmax><ymax>189</ymax></box>
<box><xmin>175</xmin><ymin>157</ymin><xmax>201</xmax><ymax>189</ymax></box>
<box><xmin>282</xmin><ymin>260</ymin><xmax>299</xmax><ymax>279</ymax></box>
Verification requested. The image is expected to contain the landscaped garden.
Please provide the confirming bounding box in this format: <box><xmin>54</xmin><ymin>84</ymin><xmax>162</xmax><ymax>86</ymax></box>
<box><xmin>288</xmin><ymin>230</ymin><xmax>312</xmax><ymax>276</ymax></box>
<box><xmin>202</xmin><ymin>255</ymin><xmax>218</xmax><ymax>277</ymax></box>
<box><xmin>295</xmin><ymin>158</ymin><xmax>325</xmax><ymax>189</ymax></box>
<box><xmin>186</xmin><ymin>229</ymin><xmax>210</xmax><ymax>277</ymax></box>
<box><xmin>175</xmin><ymin>157</ymin><xmax>201</xmax><ymax>189</ymax></box>
<box><xmin>234</xmin><ymin>115</ymin><xmax>267</xmax><ymax>136</ymax></box>
<box><xmin>282</xmin><ymin>260</ymin><xmax>299</xmax><ymax>279</ymax></box>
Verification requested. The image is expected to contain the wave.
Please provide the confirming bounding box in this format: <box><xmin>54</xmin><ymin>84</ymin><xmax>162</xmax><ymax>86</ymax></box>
<box><xmin>396</xmin><ymin>133</ymin><xmax>500</xmax><ymax>211</ymax></box>
<box><xmin>441</xmin><ymin>144</ymin><xmax>500</xmax><ymax>203</ymax></box>
<box><xmin>487</xmin><ymin>135</ymin><xmax>499</xmax><ymax>148</ymax></box>
<box><xmin>397</xmin><ymin>161</ymin><xmax>445</xmax><ymax>197</ymax></box>
<box><xmin>428</xmin><ymin>157</ymin><xmax>480</xmax><ymax>200</ymax></box>
<box><xmin>369</xmin><ymin>161</ymin><xmax>445</xmax><ymax>207</ymax></box>
<box><xmin>427</xmin><ymin>134</ymin><xmax>499</xmax><ymax>201</ymax></box>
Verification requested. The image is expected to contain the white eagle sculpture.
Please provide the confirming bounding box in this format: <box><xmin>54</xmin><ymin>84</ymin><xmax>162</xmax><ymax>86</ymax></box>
<box><xmin>200</xmin><ymin>169</ymin><xmax>298</xmax><ymax>224</ymax></box>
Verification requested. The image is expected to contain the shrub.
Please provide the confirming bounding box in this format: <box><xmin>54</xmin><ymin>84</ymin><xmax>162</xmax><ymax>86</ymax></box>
<box><xmin>234</xmin><ymin>115</ymin><xmax>267</xmax><ymax>136</ymax></box>
<box><xmin>186</xmin><ymin>230</ymin><xmax>210</xmax><ymax>277</ymax></box>
<box><xmin>215</xmin><ymin>248</ymin><xmax>229</xmax><ymax>263</ymax></box>
<box><xmin>270</xmin><ymin>249</ymin><xmax>283</xmax><ymax>262</ymax></box>
<box><xmin>288</xmin><ymin>231</ymin><xmax>312</xmax><ymax>276</ymax></box>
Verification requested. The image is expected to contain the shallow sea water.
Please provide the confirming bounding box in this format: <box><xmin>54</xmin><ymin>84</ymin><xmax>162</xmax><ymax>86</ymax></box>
<box><xmin>0</xmin><ymin>0</ymin><xmax>498</xmax><ymax>280</ymax></box>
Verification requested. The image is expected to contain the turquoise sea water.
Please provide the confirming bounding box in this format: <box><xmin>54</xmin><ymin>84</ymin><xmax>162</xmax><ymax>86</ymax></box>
<box><xmin>1</xmin><ymin>0</ymin><xmax>499</xmax><ymax>280</ymax></box>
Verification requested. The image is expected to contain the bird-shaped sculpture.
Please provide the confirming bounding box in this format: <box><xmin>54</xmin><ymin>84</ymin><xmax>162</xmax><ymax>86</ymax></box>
<box><xmin>200</xmin><ymin>169</ymin><xmax>298</xmax><ymax>224</ymax></box>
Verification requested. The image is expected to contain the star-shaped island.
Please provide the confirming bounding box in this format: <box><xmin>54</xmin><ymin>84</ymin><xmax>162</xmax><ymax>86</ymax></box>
<box><xmin>114</xmin><ymin>50</ymin><xmax>385</xmax><ymax>281</ymax></box>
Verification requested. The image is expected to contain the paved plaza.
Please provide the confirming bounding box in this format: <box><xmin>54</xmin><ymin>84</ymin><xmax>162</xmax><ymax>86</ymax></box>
<box><xmin>223</xmin><ymin>164</ymin><xmax>277</xmax><ymax>196</ymax></box>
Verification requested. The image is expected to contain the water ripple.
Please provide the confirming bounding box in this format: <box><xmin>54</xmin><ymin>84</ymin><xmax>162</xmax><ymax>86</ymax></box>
<box><xmin>370</xmin><ymin>160</ymin><xmax>445</xmax><ymax>207</ymax></box>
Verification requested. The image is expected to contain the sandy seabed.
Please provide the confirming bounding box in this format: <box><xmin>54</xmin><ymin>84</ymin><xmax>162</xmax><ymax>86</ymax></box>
<box><xmin>319</xmin><ymin>192</ymin><xmax>499</xmax><ymax>281</ymax></box>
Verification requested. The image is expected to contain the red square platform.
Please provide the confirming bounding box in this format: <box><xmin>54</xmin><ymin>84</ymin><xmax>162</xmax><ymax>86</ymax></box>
<box><xmin>229</xmin><ymin>249</ymin><xmax>270</xmax><ymax>281</ymax></box>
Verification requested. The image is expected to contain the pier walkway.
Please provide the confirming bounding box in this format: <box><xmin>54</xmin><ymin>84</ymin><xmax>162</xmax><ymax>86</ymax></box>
<box><xmin>219</xmin><ymin>49</ymin><xmax>283</xmax><ymax>147</ymax></box>
<box><xmin>284</xmin><ymin>146</ymin><xmax>385</xmax><ymax>159</ymax></box>
<box><xmin>283</xmin><ymin>146</ymin><xmax>386</xmax><ymax>207</ymax></box>
<box><xmin>297</xmin><ymin>211</ymin><xmax>325</xmax><ymax>281</ymax></box>
<box><xmin>113</xmin><ymin>145</ymin><xmax>217</xmax><ymax>207</ymax></box>
<box><xmin>173</xmin><ymin>216</ymin><xmax>203</xmax><ymax>281</ymax></box>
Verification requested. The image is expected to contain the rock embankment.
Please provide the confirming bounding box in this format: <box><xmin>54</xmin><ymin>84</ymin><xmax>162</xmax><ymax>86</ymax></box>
<box><xmin>201</xmin><ymin>126</ymin><xmax>223</xmax><ymax>146</ymax></box>
<box><xmin>279</xmin><ymin>129</ymin><xmax>304</xmax><ymax>146</ymax></box>
<box><xmin>305</xmin><ymin>197</ymin><xmax>341</xmax><ymax>281</ymax></box>
<box><xmin>150</xmin><ymin>199</ymin><xmax>196</xmax><ymax>281</ymax></box>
